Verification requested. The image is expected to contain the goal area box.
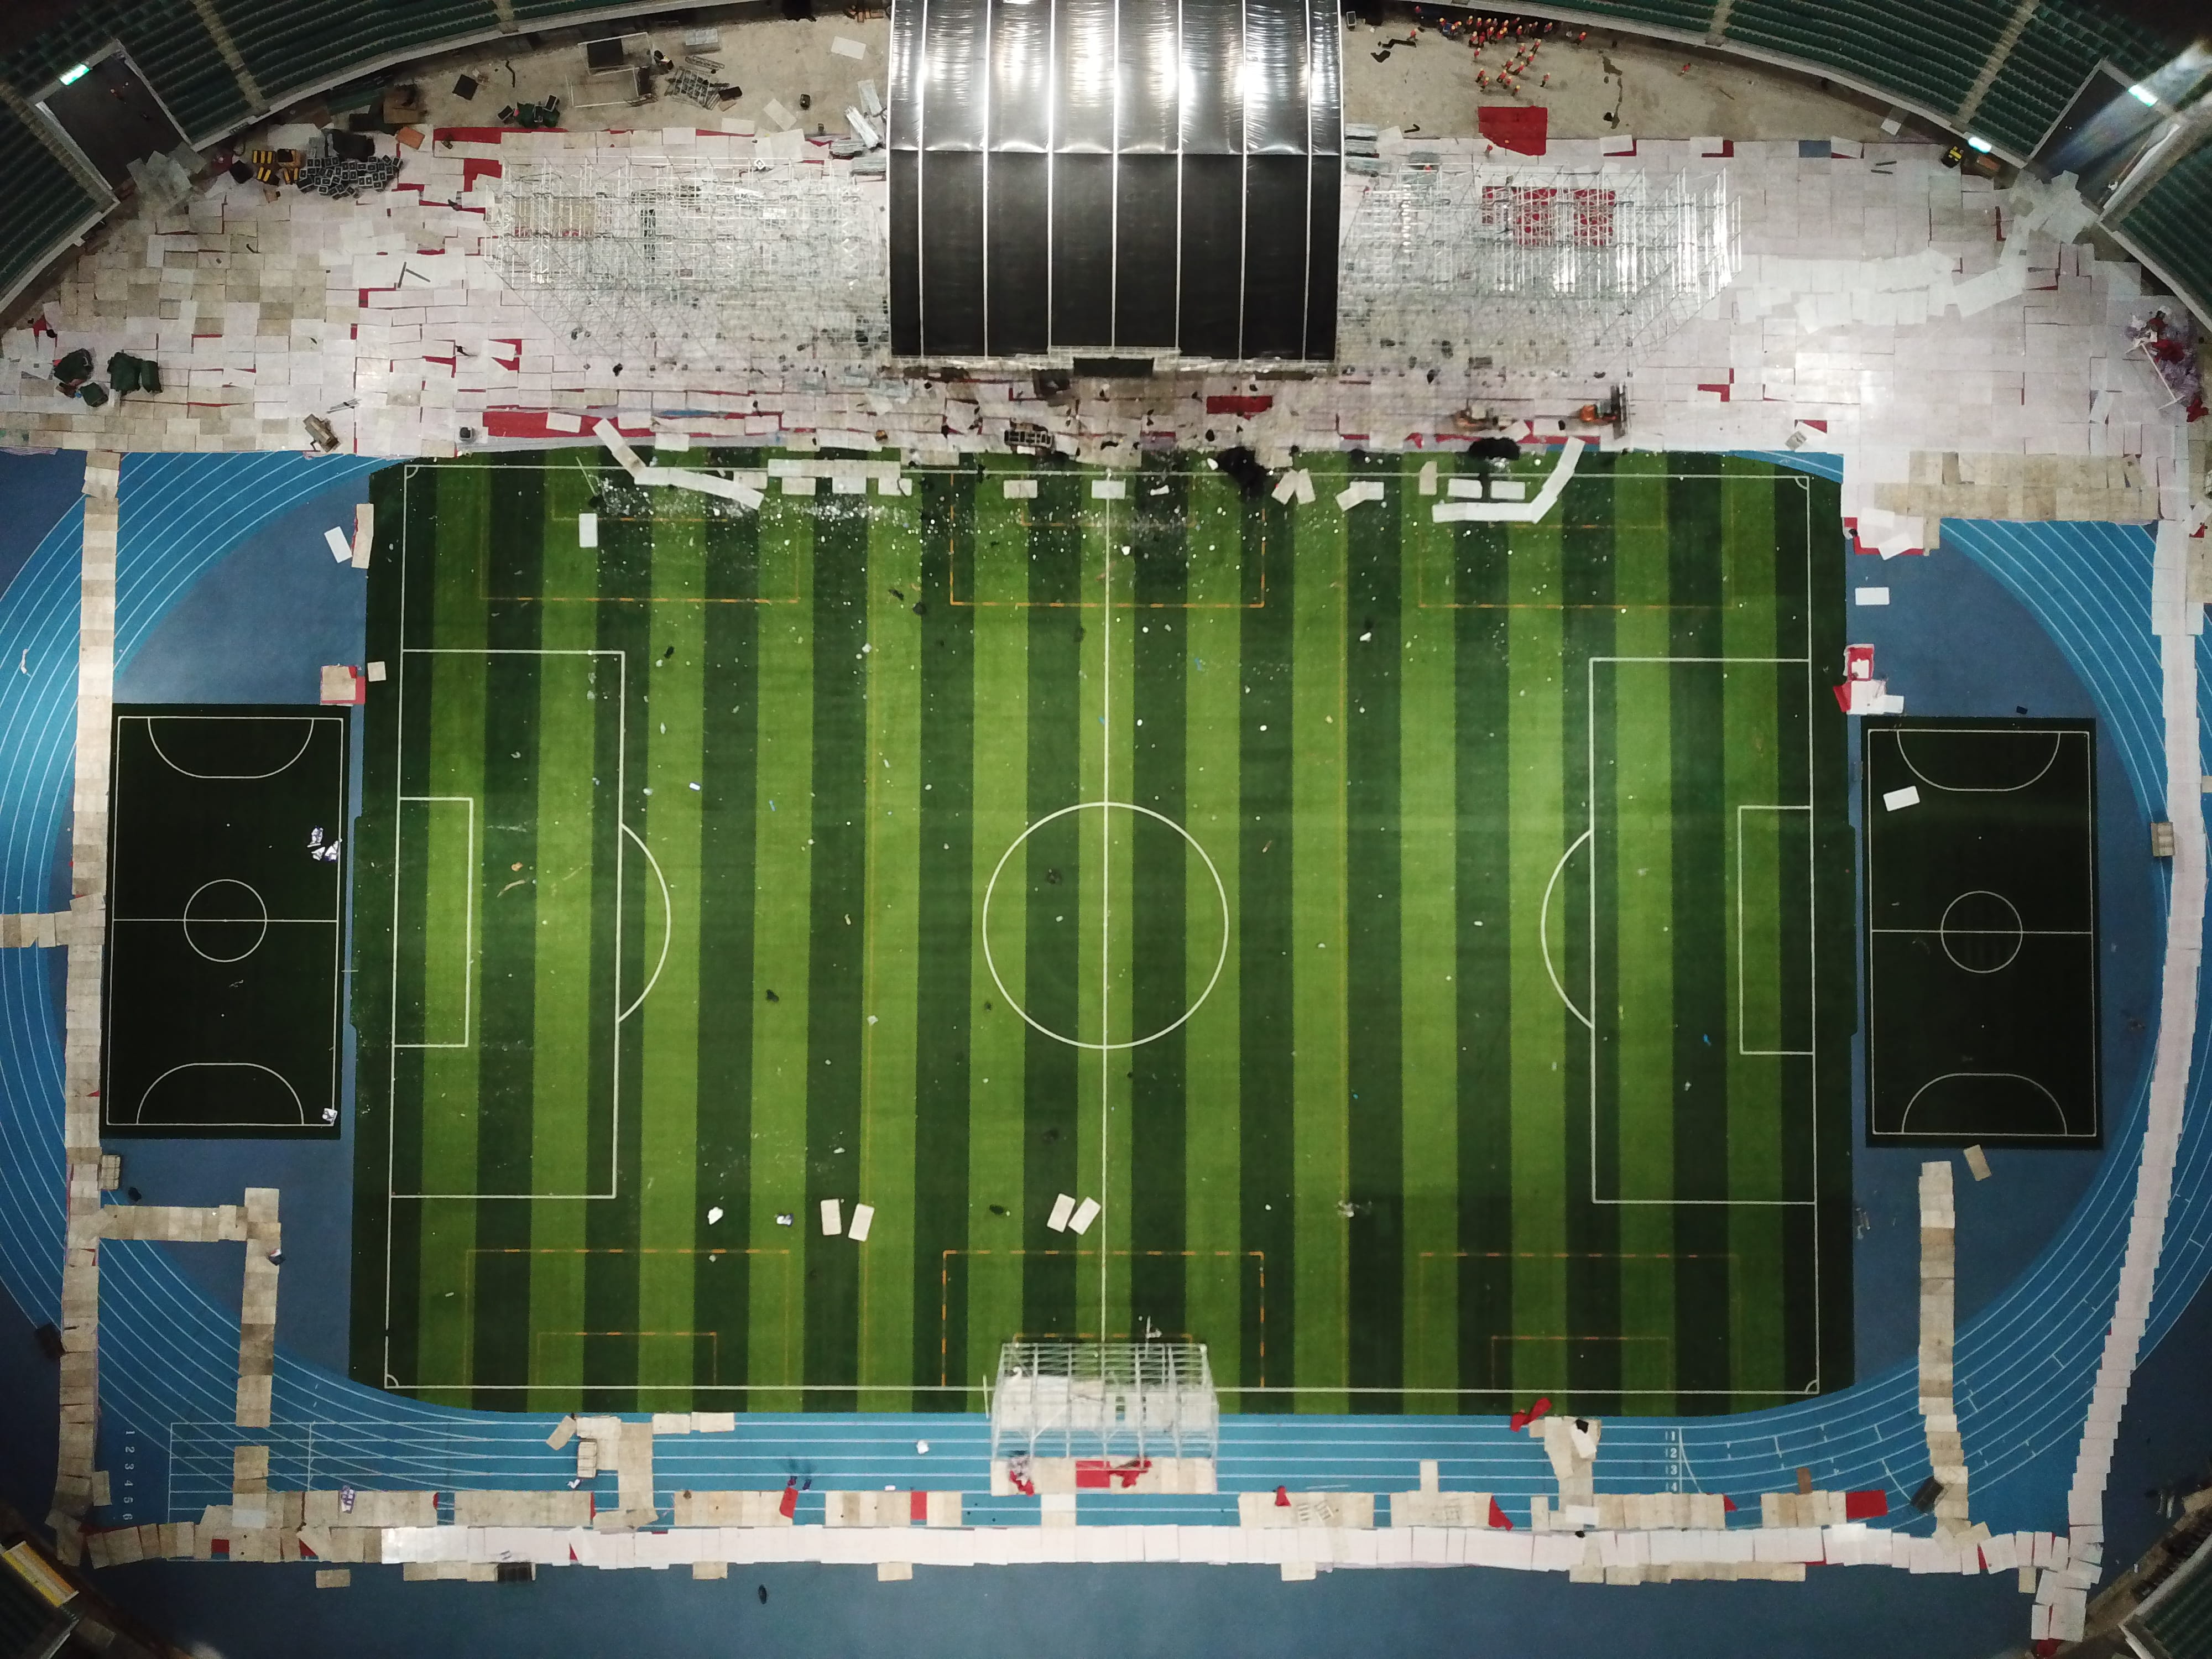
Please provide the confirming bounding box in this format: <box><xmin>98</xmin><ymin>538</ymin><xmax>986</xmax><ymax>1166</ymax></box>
<box><xmin>1861</xmin><ymin>717</ymin><xmax>2099</xmax><ymax>1149</ymax></box>
<box><xmin>102</xmin><ymin>705</ymin><xmax>351</xmax><ymax>1138</ymax></box>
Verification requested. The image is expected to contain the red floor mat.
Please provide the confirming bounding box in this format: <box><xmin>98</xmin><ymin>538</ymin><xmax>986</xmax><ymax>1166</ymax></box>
<box><xmin>1479</xmin><ymin>105</ymin><xmax>1549</xmax><ymax>155</ymax></box>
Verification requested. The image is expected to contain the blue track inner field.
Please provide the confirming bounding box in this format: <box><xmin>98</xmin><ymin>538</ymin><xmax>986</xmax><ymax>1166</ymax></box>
<box><xmin>0</xmin><ymin>453</ymin><xmax>2200</xmax><ymax>1537</ymax></box>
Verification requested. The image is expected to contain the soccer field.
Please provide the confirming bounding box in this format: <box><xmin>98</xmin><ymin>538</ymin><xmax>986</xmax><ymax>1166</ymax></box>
<box><xmin>348</xmin><ymin>446</ymin><xmax>1853</xmax><ymax>1416</ymax></box>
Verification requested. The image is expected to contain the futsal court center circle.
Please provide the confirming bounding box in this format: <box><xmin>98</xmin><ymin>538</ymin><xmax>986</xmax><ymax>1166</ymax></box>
<box><xmin>979</xmin><ymin>801</ymin><xmax>1230</xmax><ymax>1051</ymax></box>
<box><xmin>181</xmin><ymin>878</ymin><xmax>269</xmax><ymax>963</ymax></box>
<box><xmin>1938</xmin><ymin>888</ymin><xmax>2025</xmax><ymax>975</ymax></box>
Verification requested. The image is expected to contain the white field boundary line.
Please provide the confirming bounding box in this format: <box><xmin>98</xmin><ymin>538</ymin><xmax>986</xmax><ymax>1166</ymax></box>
<box><xmin>385</xmin><ymin>468</ymin><xmax>633</xmax><ymax>1387</ymax></box>
<box><xmin>391</xmin><ymin>795</ymin><xmax>475</xmax><ymax>1049</ymax></box>
<box><xmin>1861</xmin><ymin>726</ymin><xmax>2099</xmax><ymax>1144</ymax></box>
<box><xmin>106</xmin><ymin>711</ymin><xmax>348</xmax><ymax>1132</ymax></box>
<box><xmin>2043</xmin><ymin>528</ymin><xmax>2203</xmax><ymax>1645</ymax></box>
<box><xmin>1736</xmin><ymin>804</ymin><xmax>1813</xmax><ymax>1058</ymax></box>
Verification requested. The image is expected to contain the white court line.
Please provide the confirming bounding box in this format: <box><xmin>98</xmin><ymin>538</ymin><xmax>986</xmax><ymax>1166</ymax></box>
<box><xmin>1538</xmin><ymin>830</ymin><xmax>1593</xmax><ymax>1031</ymax></box>
<box><xmin>1893</xmin><ymin>727</ymin><xmax>2065</xmax><ymax>794</ymax></box>
<box><xmin>139</xmin><ymin>716</ymin><xmax>319</xmax><ymax>781</ymax></box>
<box><xmin>1867</xmin><ymin>926</ymin><xmax>2091</xmax><ymax>935</ymax></box>
<box><xmin>112</xmin><ymin>916</ymin><xmax>335</xmax><ymax>924</ymax></box>
<box><xmin>618</xmin><ymin>821</ymin><xmax>672</xmax><ymax>1022</ymax></box>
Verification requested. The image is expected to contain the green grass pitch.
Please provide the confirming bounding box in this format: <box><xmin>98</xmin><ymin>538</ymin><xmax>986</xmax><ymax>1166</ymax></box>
<box><xmin>348</xmin><ymin>447</ymin><xmax>1854</xmax><ymax>1416</ymax></box>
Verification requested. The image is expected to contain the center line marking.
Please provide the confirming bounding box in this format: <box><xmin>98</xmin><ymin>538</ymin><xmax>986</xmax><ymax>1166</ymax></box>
<box><xmin>1099</xmin><ymin>524</ymin><xmax>1114</xmax><ymax>1329</ymax></box>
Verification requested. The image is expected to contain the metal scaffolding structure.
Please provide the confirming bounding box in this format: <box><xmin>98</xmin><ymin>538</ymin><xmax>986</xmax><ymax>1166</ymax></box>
<box><xmin>1338</xmin><ymin>163</ymin><xmax>1741</xmax><ymax>366</ymax></box>
<box><xmin>486</xmin><ymin>156</ymin><xmax>889</xmax><ymax>361</ymax></box>
<box><xmin>989</xmin><ymin>1342</ymin><xmax>1218</xmax><ymax>1464</ymax></box>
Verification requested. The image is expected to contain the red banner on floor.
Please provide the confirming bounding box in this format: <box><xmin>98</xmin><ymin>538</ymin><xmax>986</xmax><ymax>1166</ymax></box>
<box><xmin>1479</xmin><ymin>106</ymin><xmax>1548</xmax><ymax>155</ymax></box>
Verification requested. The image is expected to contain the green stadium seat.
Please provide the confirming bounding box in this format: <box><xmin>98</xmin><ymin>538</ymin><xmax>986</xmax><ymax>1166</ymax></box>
<box><xmin>210</xmin><ymin>0</ymin><xmax>501</xmax><ymax>109</ymax></box>
<box><xmin>1724</xmin><ymin>0</ymin><xmax>2016</xmax><ymax>121</ymax></box>
<box><xmin>0</xmin><ymin>5</ymin><xmax>119</xmax><ymax>92</ymax></box>
<box><xmin>0</xmin><ymin>102</ymin><xmax>102</xmax><ymax>305</ymax></box>
<box><xmin>1973</xmin><ymin>6</ymin><xmax>2189</xmax><ymax>158</ymax></box>
<box><xmin>2112</xmin><ymin>142</ymin><xmax>2212</xmax><ymax>335</ymax></box>
<box><xmin>117</xmin><ymin>1</ymin><xmax>253</xmax><ymax>140</ymax></box>
<box><xmin>0</xmin><ymin>4</ymin><xmax>248</xmax><ymax>145</ymax></box>
<box><xmin>1518</xmin><ymin>0</ymin><xmax>1719</xmax><ymax>33</ymax></box>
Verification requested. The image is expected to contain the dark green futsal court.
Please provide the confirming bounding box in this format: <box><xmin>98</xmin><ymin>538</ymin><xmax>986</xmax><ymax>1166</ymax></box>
<box><xmin>348</xmin><ymin>447</ymin><xmax>1854</xmax><ymax>1415</ymax></box>
<box><xmin>104</xmin><ymin>705</ymin><xmax>351</xmax><ymax>1138</ymax></box>
<box><xmin>1861</xmin><ymin>717</ymin><xmax>2101</xmax><ymax>1148</ymax></box>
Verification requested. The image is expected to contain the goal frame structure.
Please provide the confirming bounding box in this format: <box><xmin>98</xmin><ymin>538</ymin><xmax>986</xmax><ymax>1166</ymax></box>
<box><xmin>989</xmin><ymin>1341</ymin><xmax>1219</xmax><ymax>1463</ymax></box>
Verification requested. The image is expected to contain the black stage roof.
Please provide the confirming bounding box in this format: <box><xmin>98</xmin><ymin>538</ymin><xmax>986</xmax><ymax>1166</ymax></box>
<box><xmin>888</xmin><ymin>0</ymin><xmax>1342</xmax><ymax>361</ymax></box>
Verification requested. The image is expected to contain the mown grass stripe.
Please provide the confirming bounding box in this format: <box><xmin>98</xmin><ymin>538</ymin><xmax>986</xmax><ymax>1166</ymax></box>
<box><xmin>1129</xmin><ymin>457</ymin><xmax>1190</xmax><ymax>1343</ymax></box>
<box><xmin>1452</xmin><ymin>505</ymin><xmax>1514</xmax><ymax>1405</ymax></box>
<box><xmin>1021</xmin><ymin>469</ymin><xmax>1084</xmax><ymax>1339</ymax></box>
<box><xmin>1504</xmin><ymin>489</ymin><xmax>1568</xmax><ymax>1404</ymax></box>
<box><xmin>1666</xmin><ymin>461</ymin><xmax>1732</xmax><ymax>1410</ymax></box>
<box><xmin>582</xmin><ymin>458</ymin><xmax>653</xmax><ymax>1407</ymax></box>
<box><xmin>745</xmin><ymin>487</ymin><xmax>816</xmax><ymax>1409</ymax></box>
<box><xmin>860</xmin><ymin>473</ymin><xmax>925</xmax><ymax>1407</ymax></box>
<box><xmin>1718</xmin><ymin>459</ymin><xmax>1787</xmax><ymax>1410</ymax></box>
<box><xmin>349</xmin><ymin>463</ymin><xmax>411</xmax><ymax>1387</ymax></box>
<box><xmin>471</xmin><ymin>460</ymin><xmax>548</xmax><ymax>1396</ymax></box>
<box><xmin>964</xmin><ymin>460</ymin><xmax>1031</xmax><ymax>1384</ymax></box>
<box><xmin>1399</xmin><ymin>463</ymin><xmax>1457</xmax><ymax>1408</ymax></box>
<box><xmin>1558</xmin><ymin>460</ymin><xmax>1619</xmax><ymax>1412</ymax></box>
<box><xmin>1605</xmin><ymin>453</ymin><xmax>1677</xmax><ymax>1406</ymax></box>
<box><xmin>1093</xmin><ymin>493</ymin><xmax>1135</xmax><ymax>1344</ymax></box>
<box><xmin>523</xmin><ymin>461</ymin><xmax>608</xmax><ymax>1410</ymax></box>
<box><xmin>406</xmin><ymin>460</ymin><xmax>493</xmax><ymax>1403</ymax></box>
<box><xmin>636</xmin><ymin>492</ymin><xmax>709</xmax><ymax>1400</ymax></box>
<box><xmin>803</xmin><ymin>496</ymin><xmax>872</xmax><ymax>1395</ymax></box>
<box><xmin>1239</xmin><ymin>482</ymin><xmax>1296</xmax><ymax>1399</ymax></box>
<box><xmin>1344</xmin><ymin>455</ymin><xmax>1403</xmax><ymax>1408</ymax></box>
<box><xmin>380</xmin><ymin>465</ymin><xmax>456</xmax><ymax>1390</ymax></box>
<box><xmin>912</xmin><ymin>469</ymin><xmax>976</xmax><ymax>1402</ymax></box>
<box><xmin>1181</xmin><ymin>467</ymin><xmax>1244</xmax><ymax>1386</ymax></box>
<box><xmin>1291</xmin><ymin>455</ymin><xmax>1349</xmax><ymax>1411</ymax></box>
<box><xmin>693</xmin><ymin>455</ymin><xmax>764</xmax><ymax>1401</ymax></box>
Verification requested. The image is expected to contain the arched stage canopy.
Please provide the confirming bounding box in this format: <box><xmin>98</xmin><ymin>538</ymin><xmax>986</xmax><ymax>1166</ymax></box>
<box><xmin>888</xmin><ymin>0</ymin><xmax>1342</xmax><ymax>361</ymax></box>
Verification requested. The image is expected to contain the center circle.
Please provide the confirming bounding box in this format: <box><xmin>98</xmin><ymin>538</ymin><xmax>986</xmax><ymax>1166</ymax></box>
<box><xmin>182</xmin><ymin>878</ymin><xmax>269</xmax><ymax>964</ymax></box>
<box><xmin>979</xmin><ymin>802</ymin><xmax>1230</xmax><ymax>1051</ymax></box>
<box><xmin>1938</xmin><ymin>889</ymin><xmax>2023</xmax><ymax>975</ymax></box>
